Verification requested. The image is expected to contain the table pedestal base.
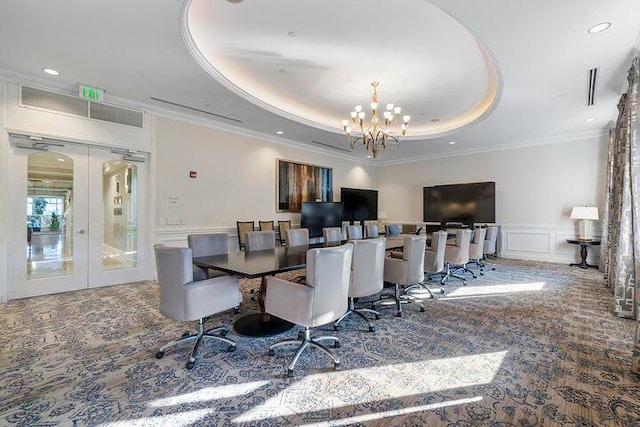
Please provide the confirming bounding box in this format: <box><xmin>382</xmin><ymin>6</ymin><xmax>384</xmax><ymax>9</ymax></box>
<box><xmin>234</xmin><ymin>313</ymin><xmax>294</xmax><ymax>337</ymax></box>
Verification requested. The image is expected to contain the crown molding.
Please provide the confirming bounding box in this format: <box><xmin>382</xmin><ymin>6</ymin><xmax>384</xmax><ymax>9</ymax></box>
<box><xmin>374</xmin><ymin>129</ymin><xmax>609</xmax><ymax>167</ymax></box>
<box><xmin>0</xmin><ymin>68</ymin><xmax>376</xmax><ymax>166</ymax></box>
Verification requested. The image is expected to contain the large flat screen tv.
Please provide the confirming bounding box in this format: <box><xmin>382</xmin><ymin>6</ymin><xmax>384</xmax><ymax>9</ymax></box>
<box><xmin>341</xmin><ymin>187</ymin><xmax>378</xmax><ymax>221</ymax></box>
<box><xmin>301</xmin><ymin>202</ymin><xmax>343</xmax><ymax>238</ymax></box>
<box><xmin>423</xmin><ymin>182</ymin><xmax>496</xmax><ymax>225</ymax></box>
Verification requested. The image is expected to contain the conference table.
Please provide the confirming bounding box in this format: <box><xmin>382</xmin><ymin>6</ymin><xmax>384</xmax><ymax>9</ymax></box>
<box><xmin>193</xmin><ymin>237</ymin><xmax>405</xmax><ymax>337</ymax></box>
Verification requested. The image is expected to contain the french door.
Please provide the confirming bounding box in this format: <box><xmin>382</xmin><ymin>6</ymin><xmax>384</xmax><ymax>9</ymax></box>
<box><xmin>9</xmin><ymin>139</ymin><xmax>148</xmax><ymax>299</ymax></box>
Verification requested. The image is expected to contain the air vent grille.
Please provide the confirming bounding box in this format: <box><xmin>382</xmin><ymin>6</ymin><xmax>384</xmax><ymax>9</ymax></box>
<box><xmin>21</xmin><ymin>86</ymin><xmax>88</xmax><ymax>116</ymax></box>
<box><xmin>310</xmin><ymin>140</ymin><xmax>352</xmax><ymax>153</ymax></box>
<box><xmin>20</xmin><ymin>85</ymin><xmax>144</xmax><ymax>128</ymax></box>
<box><xmin>587</xmin><ymin>68</ymin><xmax>598</xmax><ymax>106</ymax></box>
<box><xmin>90</xmin><ymin>102</ymin><xmax>143</xmax><ymax>128</ymax></box>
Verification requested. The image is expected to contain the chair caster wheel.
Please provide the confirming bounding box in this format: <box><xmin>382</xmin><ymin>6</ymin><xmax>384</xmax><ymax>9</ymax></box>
<box><xmin>334</xmin><ymin>362</ymin><xmax>341</xmax><ymax>370</ymax></box>
<box><xmin>480</xmin><ymin>272</ymin><xmax>484</xmax><ymax>276</ymax></box>
<box><xmin>227</xmin><ymin>345</ymin><xmax>236</xmax><ymax>352</ymax></box>
<box><xmin>234</xmin><ymin>307</ymin><xmax>240</xmax><ymax>314</ymax></box>
<box><xmin>334</xmin><ymin>341</ymin><xmax>341</xmax><ymax>348</ymax></box>
<box><xmin>440</xmin><ymin>288</ymin><xmax>445</xmax><ymax>294</ymax></box>
<box><xmin>268</xmin><ymin>349</ymin><xmax>275</xmax><ymax>356</ymax></box>
<box><xmin>287</xmin><ymin>369</ymin><xmax>294</xmax><ymax>378</ymax></box>
<box><xmin>463</xmin><ymin>281</ymin><xmax>468</xmax><ymax>286</ymax></box>
<box><xmin>396</xmin><ymin>312</ymin><xmax>402</xmax><ymax>317</ymax></box>
<box><xmin>374</xmin><ymin>314</ymin><xmax>380</xmax><ymax>320</ymax></box>
<box><xmin>186</xmin><ymin>360</ymin><xmax>195</xmax><ymax>370</ymax></box>
<box><xmin>368</xmin><ymin>326</ymin><xmax>376</xmax><ymax>333</ymax></box>
<box><xmin>220</xmin><ymin>329</ymin><xmax>228</xmax><ymax>337</ymax></box>
<box><xmin>420</xmin><ymin>306</ymin><xmax>425</xmax><ymax>312</ymax></box>
<box><xmin>298</xmin><ymin>330</ymin><xmax>304</xmax><ymax>339</ymax></box>
<box><xmin>182</xmin><ymin>331</ymin><xmax>191</xmax><ymax>338</ymax></box>
<box><xmin>154</xmin><ymin>351</ymin><xmax>164</xmax><ymax>359</ymax></box>
<box><xmin>333</xmin><ymin>325</ymin><xmax>339</xmax><ymax>331</ymax></box>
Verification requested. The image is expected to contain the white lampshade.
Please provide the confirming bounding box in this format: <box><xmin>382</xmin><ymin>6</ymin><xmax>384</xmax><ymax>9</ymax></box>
<box><xmin>570</xmin><ymin>206</ymin><xmax>599</xmax><ymax>220</ymax></box>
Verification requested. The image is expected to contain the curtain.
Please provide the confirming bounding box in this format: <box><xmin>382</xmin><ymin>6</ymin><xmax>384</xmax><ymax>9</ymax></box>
<box><xmin>601</xmin><ymin>57</ymin><xmax>640</xmax><ymax>372</ymax></box>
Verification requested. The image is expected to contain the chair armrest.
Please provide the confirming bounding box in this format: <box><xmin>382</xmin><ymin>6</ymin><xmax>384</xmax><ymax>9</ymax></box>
<box><xmin>265</xmin><ymin>277</ymin><xmax>314</xmax><ymax>325</ymax></box>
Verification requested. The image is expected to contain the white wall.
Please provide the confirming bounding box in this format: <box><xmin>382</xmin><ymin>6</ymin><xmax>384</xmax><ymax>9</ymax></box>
<box><xmin>377</xmin><ymin>135</ymin><xmax>608</xmax><ymax>264</ymax></box>
<box><xmin>154</xmin><ymin>117</ymin><xmax>378</xmax><ymax>249</ymax></box>
<box><xmin>0</xmin><ymin>82</ymin><xmax>7</xmax><ymax>302</ymax></box>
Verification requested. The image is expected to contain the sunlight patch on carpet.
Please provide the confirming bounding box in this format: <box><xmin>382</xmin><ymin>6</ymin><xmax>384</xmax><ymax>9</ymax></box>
<box><xmin>147</xmin><ymin>380</ymin><xmax>271</xmax><ymax>407</ymax></box>
<box><xmin>440</xmin><ymin>282</ymin><xmax>546</xmax><ymax>299</ymax></box>
<box><xmin>232</xmin><ymin>351</ymin><xmax>506</xmax><ymax>423</ymax></box>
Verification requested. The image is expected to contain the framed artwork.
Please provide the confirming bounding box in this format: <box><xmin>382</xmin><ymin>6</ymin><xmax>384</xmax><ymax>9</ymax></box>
<box><xmin>276</xmin><ymin>159</ymin><xmax>333</xmax><ymax>212</ymax></box>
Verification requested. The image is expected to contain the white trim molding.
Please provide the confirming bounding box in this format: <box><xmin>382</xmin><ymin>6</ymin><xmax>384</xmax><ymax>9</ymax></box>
<box><xmin>498</xmin><ymin>224</ymin><xmax>602</xmax><ymax>266</ymax></box>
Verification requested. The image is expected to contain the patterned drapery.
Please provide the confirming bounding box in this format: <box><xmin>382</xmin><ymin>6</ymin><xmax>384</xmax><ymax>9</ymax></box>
<box><xmin>600</xmin><ymin>57</ymin><xmax>640</xmax><ymax>372</ymax></box>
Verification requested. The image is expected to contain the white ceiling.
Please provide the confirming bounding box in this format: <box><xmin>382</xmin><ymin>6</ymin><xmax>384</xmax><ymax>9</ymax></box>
<box><xmin>0</xmin><ymin>0</ymin><xmax>639</xmax><ymax>164</ymax></box>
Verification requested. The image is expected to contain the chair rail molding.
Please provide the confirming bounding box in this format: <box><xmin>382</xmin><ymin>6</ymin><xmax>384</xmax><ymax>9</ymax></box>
<box><xmin>498</xmin><ymin>224</ymin><xmax>602</xmax><ymax>266</ymax></box>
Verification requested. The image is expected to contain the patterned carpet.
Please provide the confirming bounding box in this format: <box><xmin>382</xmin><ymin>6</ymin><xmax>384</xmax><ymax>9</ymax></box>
<box><xmin>1</xmin><ymin>259</ymin><xmax>639</xmax><ymax>426</ymax></box>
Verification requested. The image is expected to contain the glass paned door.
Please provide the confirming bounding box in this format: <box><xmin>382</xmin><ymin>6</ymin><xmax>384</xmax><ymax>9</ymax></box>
<box><xmin>9</xmin><ymin>144</ymin><xmax>89</xmax><ymax>299</ymax></box>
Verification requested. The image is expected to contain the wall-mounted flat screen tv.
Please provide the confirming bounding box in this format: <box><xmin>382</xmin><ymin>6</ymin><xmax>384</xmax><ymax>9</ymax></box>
<box><xmin>341</xmin><ymin>188</ymin><xmax>378</xmax><ymax>221</ymax></box>
<box><xmin>423</xmin><ymin>182</ymin><xmax>496</xmax><ymax>225</ymax></box>
<box><xmin>301</xmin><ymin>202</ymin><xmax>343</xmax><ymax>238</ymax></box>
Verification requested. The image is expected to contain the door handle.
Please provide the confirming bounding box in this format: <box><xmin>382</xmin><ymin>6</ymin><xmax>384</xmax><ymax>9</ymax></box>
<box><xmin>77</xmin><ymin>229</ymin><xmax>86</xmax><ymax>234</ymax></box>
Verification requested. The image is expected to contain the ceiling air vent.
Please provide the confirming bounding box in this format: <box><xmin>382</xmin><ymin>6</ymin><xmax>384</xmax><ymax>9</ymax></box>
<box><xmin>90</xmin><ymin>102</ymin><xmax>143</xmax><ymax>128</ymax></box>
<box><xmin>21</xmin><ymin>85</ymin><xmax>88</xmax><ymax>117</ymax></box>
<box><xmin>310</xmin><ymin>140</ymin><xmax>353</xmax><ymax>153</ymax></box>
<box><xmin>587</xmin><ymin>68</ymin><xmax>598</xmax><ymax>106</ymax></box>
<box><xmin>20</xmin><ymin>85</ymin><xmax>144</xmax><ymax>128</ymax></box>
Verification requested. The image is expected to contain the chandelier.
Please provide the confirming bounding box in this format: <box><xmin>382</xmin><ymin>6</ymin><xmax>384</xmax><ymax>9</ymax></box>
<box><xmin>342</xmin><ymin>81</ymin><xmax>410</xmax><ymax>159</ymax></box>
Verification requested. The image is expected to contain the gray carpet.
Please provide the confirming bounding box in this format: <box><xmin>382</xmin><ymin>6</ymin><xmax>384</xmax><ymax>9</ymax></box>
<box><xmin>1</xmin><ymin>259</ymin><xmax>639</xmax><ymax>426</ymax></box>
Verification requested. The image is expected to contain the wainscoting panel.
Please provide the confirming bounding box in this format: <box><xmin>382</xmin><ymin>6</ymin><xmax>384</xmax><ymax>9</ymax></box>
<box><xmin>499</xmin><ymin>225</ymin><xmax>601</xmax><ymax>266</ymax></box>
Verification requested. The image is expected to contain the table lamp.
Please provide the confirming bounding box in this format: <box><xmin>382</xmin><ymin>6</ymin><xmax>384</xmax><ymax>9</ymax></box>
<box><xmin>570</xmin><ymin>206</ymin><xmax>599</xmax><ymax>240</ymax></box>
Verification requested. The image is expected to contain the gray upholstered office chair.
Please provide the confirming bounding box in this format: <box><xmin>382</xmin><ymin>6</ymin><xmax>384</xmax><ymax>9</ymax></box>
<box><xmin>435</xmin><ymin>229</ymin><xmax>472</xmax><ymax>285</ymax></box>
<box><xmin>364</xmin><ymin>224</ymin><xmax>379</xmax><ymax>238</ymax></box>
<box><xmin>386</xmin><ymin>224</ymin><xmax>400</xmax><ymax>237</ymax></box>
<box><xmin>374</xmin><ymin>235</ymin><xmax>427</xmax><ymax>317</ymax></box>
<box><xmin>466</xmin><ymin>228</ymin><xmax>487</xmax><ymax>276</ymax></box>
<box><xmin>153</xmin><ymin>245</ymin><xmax>242</xmax><ymax>370</ymax></box>
<box><xmin>483</xmin><ymin>226</ymin><xmax>499</xmax><ymax>270</ymax></box>
<box><xmin>245</xmin><ymin>230</ymin><xmax>276</xmax><ymax>251</ymax></box>
<box><xmin>187</xmin><ymin>233</ymin><xmax>229</xmax><ymax>281</ymax></box>
<box><xmin>333</xmin><ymin>238</ymin><xmax>385</xmax><ymax>332</ymax></box>
<box><xmin>266</xmin><ymin>244</ymin><xmax>353</xmax><ymax>377</ymax></box>
<box><xmin>407</xmin><ymin>230</ymin><xmax>448</xmax><ymax>297</ymax></box>
<box><xmin>237</xmin><ymin>221</ymin><xmax>255</xmax><ymax>250</ymax></box>
<box><xmin>323</xmin><ymin>227</ymin><xmax>343</xmax><ymax>244</ymax></box>
<box><xmin>285</xmin><ymin>228</ymin><xmax>310</xmax><ymax>247</ymax></box>
<box><xmin>278</xmin><ymin>220</ymin><xmax>291</xmax><ymax>246</ymax></box>
<box><xmin>346</xmin><ymin>225</ymin><xmax>363</xmax><ymax>240</ymax></box>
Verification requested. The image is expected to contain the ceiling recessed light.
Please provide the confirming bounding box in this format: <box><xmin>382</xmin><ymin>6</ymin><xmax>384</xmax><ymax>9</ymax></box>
<box><xmin>588</xmin><ymin>22</ymin><xmax>611</xmax><ymax>34</ymax></box>
<box><xmin>57</xmin><ymin>158</ymin><xmax>65</xmax><ymax>162</ymax></box>
<box><xmin>449</xmin><ymin>141</ymin><xmax>456</xmax><ymax>145</ymax></box>
<box><xmin>276</xmin><ymin>131</ymin><xmax>284</xmax><ymax>135</ymax></box>
<box><xmin>43</xmin><ymin>68</ymin><xmax>60</xmax><ymax>76</ymax></box>
<box><xmin>585</xmin><ymin>117</ymin><xmax>596</xmax><ymax>122</ymax></box>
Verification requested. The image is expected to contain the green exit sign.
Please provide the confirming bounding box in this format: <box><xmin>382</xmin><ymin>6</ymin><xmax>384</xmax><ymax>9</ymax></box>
<box><xmin>79</xmin><ymin>85</ymin><xmax>104</xmax><ymax>101</ymax></box>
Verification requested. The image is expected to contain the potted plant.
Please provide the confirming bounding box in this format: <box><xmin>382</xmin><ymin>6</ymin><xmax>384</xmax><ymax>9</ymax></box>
<box><xmin>49</xmin><ymin>212</ymin><xmax>60</xmax><ymax>231</ymax></box>
<box><xmin>29</xmin><ymin>197</ymin><xmax>48</xmax><ymax>232</ymax></box>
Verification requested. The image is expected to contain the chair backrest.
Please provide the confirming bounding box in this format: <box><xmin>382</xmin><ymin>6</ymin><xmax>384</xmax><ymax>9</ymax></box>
<box><xmin>424</xmin><ymin>230</ymin><xmax>447</xmax><ymax>273</ymax></box>
<box><xmin>346</xmin><ymin>225</ymin><xmax>363</xmax><ymax>240</ymax></box>
<box><xmin>245</xmin><ymin>230</ymin><xmax>276</xmax><ymax>252</ymax></box>
<box><xmin>278</xmin><ymin>220</ymin><xmax>291</xmax><ymax>245</ymax></box>
<box><xmin>469</xmin><ymin>228</ymin><xmax>487</xmax><ymax>260</ymax></box>
<box><xmin>237</xmin><ymin>221</ymin><xmax>255</xmax><ymax>250</ymax></box>
<box><xmin>154</xmin><ymin>244</ymin><xmax>192</xmax><ymax>321</ymax></box>
<box><xmin>364</xmin><ymin>224</ymin><xmax>379</xmax><ymax>238</ymax></box>
<box><xmin>350</xmin><ymin>238</ymin><xmax>385</xmax><ymax>298</ymax></box>
<box><xmin>259</xmin><ymin>220</ymin><xmax>274</xmax><ymax>231</ymax></box>
<box><xmin>286</xmin><ymin>228</ymin><xmax>309</xmax><ymax>247</ymax></box>
<box><xmin>306</xmin><ymin>243</ymin><xmax>353</xmax><ymax>322</ymax></box>
<box><xmin>187</xmin><ymin>233</ymin><xmax>229</xmax><ymax>258</ymax></box>
<box><xmin>323</xmin><ymin>227</ymin><xmax>343</xmax><ymax>244</ymax></box>
<box><xmin>386</xmin><ymin>224</ymin><xmax>400</xmax><ymax>237</ymax></box>
<box><xmin>402</xmin><ymin>235</ymin><xmax>427</xmax><ymax>284</ymax></box>
<box><xmin>445</xmin><ymin>229</ymin><xmax>472</xmax><ymax>265</ymax></box>
<box><xmin>484</xmin><ymin>226</ymin><xmax>498</xmax><ymax>255</ymax></box>
<box><xmin>402</xmin><ymin>224</ymin><xmax>417</xmax><ymax>234</ymax></box>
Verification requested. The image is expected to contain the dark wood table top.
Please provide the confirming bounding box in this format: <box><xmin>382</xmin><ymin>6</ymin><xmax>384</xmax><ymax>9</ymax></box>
<box><xmin>566</xmin><ymin>239</ymin><xmax>601</xmax><ymax>245</ymax></box>
<box><xmin>194</xmin><ymin>238</ymin><xmax>405</xmax><ymax>278</ymax></box>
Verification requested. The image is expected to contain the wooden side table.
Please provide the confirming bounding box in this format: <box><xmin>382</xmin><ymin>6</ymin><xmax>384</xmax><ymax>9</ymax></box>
<box><xmin>566</xmin><ymin>239</ymin><xmax>601</xmax><ymax>269</ymax></box>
